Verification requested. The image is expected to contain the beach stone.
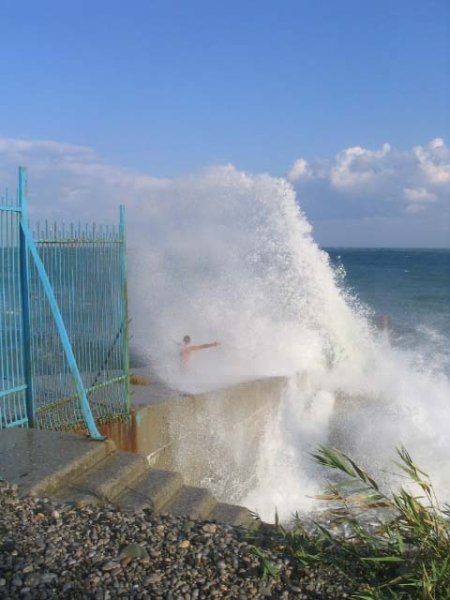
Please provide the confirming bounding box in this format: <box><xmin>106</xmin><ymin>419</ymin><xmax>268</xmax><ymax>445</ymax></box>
<box><xmin>2</xmin><ymin>539</ymin><xmax>15</xmax><ymax>551</ymax></box>
<box><xmin>22</xmin><ymin>565</ymin><xmax>35</xmax><ymax>574</ymax></box>
<box><xmin>24</xmin><ymin>573</ymin><xmax>40</xmax><ymax>587</ymax></box>
<box><xmin>0</xmin><ymin>479</ymin><xmax>354</xmax><ymax>599</ymax></box>
<box><xmin>145</xmin><ymin>572</ymin><xmax>163</xmax><ymax>585</ymax></box>
<box><xmin>119</xmin><ymin>543</ymin><xmax>149</xmax><ymax>560</ymax></box>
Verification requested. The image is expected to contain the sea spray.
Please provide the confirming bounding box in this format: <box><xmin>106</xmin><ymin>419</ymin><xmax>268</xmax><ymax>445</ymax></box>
<box><xmin>129</xmin><ymin>165</ymin><xmax>450</xmax><ymax>521</ymax></box>
<box><xmin>130</xmin><ymin>166</ymin><xmax>371</xmax><ymax>387</ymax></box>
<box><xmin>243</xmin><ymin>374</ymin><xmax>337</xmax><ymax>520</ymax></box>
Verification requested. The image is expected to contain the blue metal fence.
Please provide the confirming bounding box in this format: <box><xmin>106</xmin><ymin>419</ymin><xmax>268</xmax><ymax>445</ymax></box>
<box><xmin>0</xmin><ymin>168</ymin><xmax>130</xmax><ymax>438</ymax></box>
<box><xmin>0</xmin><ymin>186</ymin><xmax>27</xmax><ymax>428</ymax></box>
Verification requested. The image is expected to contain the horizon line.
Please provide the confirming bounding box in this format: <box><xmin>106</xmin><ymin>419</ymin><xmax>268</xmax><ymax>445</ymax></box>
<box><xmin>321</xmin><ymin>246</ymin><xmax>449</xmax><ymax>251</ymax></box>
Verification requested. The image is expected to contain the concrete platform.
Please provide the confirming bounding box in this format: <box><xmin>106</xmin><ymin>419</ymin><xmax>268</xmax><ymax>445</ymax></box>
<box><xmin>129</xmin><ymin>367</ymin><xmax>182</xmax><ymax>406</ymax></box>
<box><xmin>0</xmin><ymin>428</ymin><xmax>115</xmax><ymax>496</ymax></box>
<box><xmin>106</xmin><ymin>375</ymin><xmax>285</xmax><ymax>504</ymax></box>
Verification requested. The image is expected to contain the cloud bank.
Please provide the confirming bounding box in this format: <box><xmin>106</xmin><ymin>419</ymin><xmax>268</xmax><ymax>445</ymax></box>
<box><xmin>288</xmin><ymin>139</ymin><xmax>449</xmax><ymax>247</ymax></box>
<box><xmin>0</xmin><ymin>136</ymin><xmax>448</xmax><ymax>247</ymax></box>
<box><xmin>0</xmin><ymin>137</ymin><xmax>168</xmax><ymax>222</ymax></box>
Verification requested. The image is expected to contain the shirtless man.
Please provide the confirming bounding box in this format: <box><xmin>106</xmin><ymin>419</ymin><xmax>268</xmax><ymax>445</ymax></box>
<box><xmin>181</xmin><ymin>335</ymin><xmax>221</xmax><ymax>367</ymax></box>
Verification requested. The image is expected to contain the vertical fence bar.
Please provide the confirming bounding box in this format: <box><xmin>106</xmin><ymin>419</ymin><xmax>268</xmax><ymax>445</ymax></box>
<box><xmin>18</xmin><ymin>167</ymin><xmax>33</xmax><ymax>426</ymax></box>
<box><xmin>119</xmin><ymin>205</ymin><xmax>130</xmax><ymax>410</ymax></box>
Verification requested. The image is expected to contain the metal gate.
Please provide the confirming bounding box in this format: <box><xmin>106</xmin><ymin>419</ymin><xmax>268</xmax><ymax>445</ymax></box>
<box><xmin>0</xmin><ymin>167</ymin><xmax>130</xmax><ymax>439</ymax></box>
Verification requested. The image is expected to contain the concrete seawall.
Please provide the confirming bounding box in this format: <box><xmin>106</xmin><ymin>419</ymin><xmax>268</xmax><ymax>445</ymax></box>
<box><xmin>101</xmin><ymin>377</ymin><xmax>286</xmax><ymax>504</ymax></box>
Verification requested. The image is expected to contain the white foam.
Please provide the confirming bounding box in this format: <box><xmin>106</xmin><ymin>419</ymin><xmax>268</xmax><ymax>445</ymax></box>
<box><xmin>129</xmin><ymin>165</ymin><xmax>450</xmax><ymax>521</ymax></box>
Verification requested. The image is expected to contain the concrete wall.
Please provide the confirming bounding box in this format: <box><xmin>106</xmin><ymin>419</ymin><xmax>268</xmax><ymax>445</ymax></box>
<box><xmin>102</xmin><ymin>377</ymin><xmax>285</xmax><ymax>504</ymax></box>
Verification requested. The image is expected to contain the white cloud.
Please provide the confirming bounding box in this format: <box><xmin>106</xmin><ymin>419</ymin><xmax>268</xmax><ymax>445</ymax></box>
<box><xmin>403</xmin><ymin>187</ymin><xmax>437</xmax><ymax>202</ymax></box>
<box><xmin>0</xmin><ymin>137</ymin><xmax>168</xmax><ymax>220</ymax></box>
<box><xmin>330</xmin><ymin>143</ymin><xmax>392</xmax><ymax>189</ymax></box>
<box><xmin>403</xmin><ymin>187</ymin><xmax>437</xmax><ymax>214</ymax></box>
<box><xmin>288</xmin><ymin>158</ymin><xmax>314</xmax><ymax>182</ymax></box>
<box><xmin>288</xmin><ymin>139</ymin><xmax>450</xmax><ymax>217</ymax></box>
<box><xmin>429</xmin><ymin>137</ymin><xmax>445</xmax><ymax>150</ymax></box>
<box><xmin>413</xmin><ymin>139</ymin><xmax>450</xmax><ymax>185</ymax></box>
<box><xmin>0</xmin><ymin>138</ymin><xmax>95</xmax><ymax>157</ymax></box>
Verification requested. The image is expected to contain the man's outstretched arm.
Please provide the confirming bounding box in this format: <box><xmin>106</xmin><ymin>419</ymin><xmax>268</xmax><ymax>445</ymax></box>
<box><xmin>190</xmin><ymin>341</ymin><xmax>221</xmax><ymax>352</ymax></box>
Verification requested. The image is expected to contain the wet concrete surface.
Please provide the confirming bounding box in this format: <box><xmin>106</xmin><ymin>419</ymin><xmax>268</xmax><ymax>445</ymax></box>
<box><xmin>0</xmin><ymin>428</ymin><xmax>114</xmax><ymax>495</ymax></box>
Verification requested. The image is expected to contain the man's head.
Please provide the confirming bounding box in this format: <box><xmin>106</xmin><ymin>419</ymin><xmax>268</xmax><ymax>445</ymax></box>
<box><xmin>183</xmin><ymin>335</ymin><xmax>191</xmax><ymax>345</ymax></box>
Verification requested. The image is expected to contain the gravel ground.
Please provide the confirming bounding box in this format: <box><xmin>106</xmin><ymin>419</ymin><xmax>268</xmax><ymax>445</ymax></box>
<box><xmin>0</xmin><ymin>481</ymin><xmax>352</xmax><ymax>599</ymax></box>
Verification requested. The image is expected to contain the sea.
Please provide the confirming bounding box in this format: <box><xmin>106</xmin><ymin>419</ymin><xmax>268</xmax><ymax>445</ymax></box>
<box><xmin>326</xmin><ymin>248</ymin><xmax>450</xmax><ymax>378</ymax></box>
<box><xmin>236</xmin><ymin>247</ymin><xmax>450</xmax><ymax>520</ymax></box>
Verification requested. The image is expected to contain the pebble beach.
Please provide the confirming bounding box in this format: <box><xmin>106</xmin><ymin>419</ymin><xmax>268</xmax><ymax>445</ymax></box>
<box><xmin>0</xmin><ymin>482</ymin><xmax>351</xmax><ymax>599</ymax></box>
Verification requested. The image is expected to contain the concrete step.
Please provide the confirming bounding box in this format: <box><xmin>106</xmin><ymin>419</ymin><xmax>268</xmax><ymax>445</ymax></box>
<box><xmin>34</xmin><ymin>439</ymin><xmax>118</xmax><ymax>498</ymax></box>
<box><xmin>160</xmin><ymin>485</ymin><xmax>217</xmax><ymax>520</ymax></box>
<box><xmin>0</xmin><ymin>429</ymin><xmax>117</xmax><ymax>497</ymax></box>
<box><xmin>1</xmin><ymin>429</ymin><xmax>261</xmax><ymax>529</ymax></box>
<box><xmin>56</xmin><ymin>451</ymin><xmax>148</xmax><ymax>505</ymax></box>
<box><xmin>209</xmin><ymin>502</ymin><xmax>257</xmax><ymax>528</ymax></box>
<box><xmin>116</xmin><ymin>469</ymin><xmax>184</xmax><ymax>512</ymax></box>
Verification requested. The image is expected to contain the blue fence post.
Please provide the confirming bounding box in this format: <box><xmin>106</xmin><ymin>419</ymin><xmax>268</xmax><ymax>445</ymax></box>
<box><xmin>18</xmin><ymin>167</ymin><xmax>34</xmax><ymax>426</ymax></box>
<box><xmin>119</xmin><ymin>205</ymin><xmax>130</xmax><ymax>411</ymax></box>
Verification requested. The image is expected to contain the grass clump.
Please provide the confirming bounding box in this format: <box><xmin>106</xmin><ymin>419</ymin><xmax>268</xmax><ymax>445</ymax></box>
<box><xmin>262</xmin><ymin>446</ymin><xmax>450</xmax><ymax>599</ymax></box>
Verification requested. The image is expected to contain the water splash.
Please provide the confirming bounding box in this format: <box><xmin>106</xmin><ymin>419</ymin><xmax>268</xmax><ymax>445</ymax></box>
<box><xmin>129</xmin><ymin>165</ymin><xmax>450</xmax><ymax>521</ymax></box>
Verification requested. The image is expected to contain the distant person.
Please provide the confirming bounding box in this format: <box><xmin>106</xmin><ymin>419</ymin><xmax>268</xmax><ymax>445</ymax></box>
<box><xmin>380</xmin><ymin>314</ymin><xmax>391</xmax><ymax>331</ymax></box>
<box><xmin>379</xmin><ymin>314</ymin><xmax>391</xmax><ymax>343</ymax></box>
<box><xmin>181</xmin><ymin>335</ymin><xmax>221</xmax><ymax>367</ymax></box>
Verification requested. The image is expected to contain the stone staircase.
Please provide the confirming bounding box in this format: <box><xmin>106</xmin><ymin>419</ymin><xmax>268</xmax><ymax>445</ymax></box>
<box><xmin>0</xmin><ymin>429</ymin><xmax>255</xmax><ymax>527</ymax></box>
<box><xmin>54</xmin><ymin>447</ymin><xmax>255</xmax><ymax>527</ymax></box>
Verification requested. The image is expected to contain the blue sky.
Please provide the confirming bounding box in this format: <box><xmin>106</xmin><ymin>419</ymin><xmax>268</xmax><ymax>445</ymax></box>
<box><xmin>0</xmin><ymin>0</ymin><xmax>449</xmax><ymax>246</ymax></box>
